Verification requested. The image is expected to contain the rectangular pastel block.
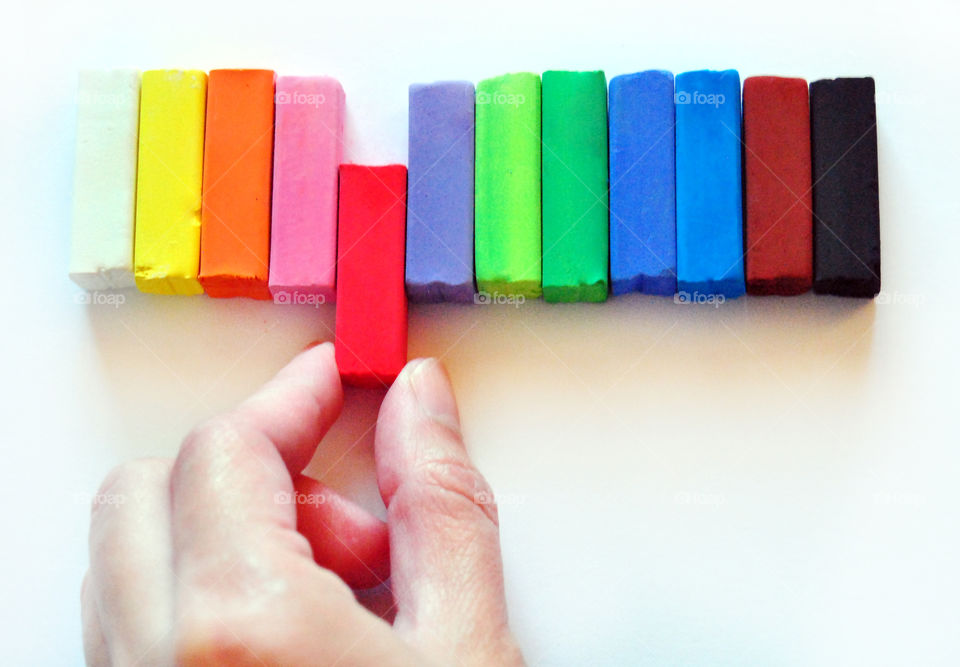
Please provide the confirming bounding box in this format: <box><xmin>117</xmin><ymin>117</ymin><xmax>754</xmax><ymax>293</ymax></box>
<box><xmin>134</xmin><ymin>70</ymin><xmax>206</xmax><ymax>295</ymax></box>
<box><xmin>269</xmin><ymin>76</ymin><xmax>344</xmax><ymax>303</ymax></box>
<box><xmin>335</xmin><ymin>165</ymin><xmax>408</xmax><ymax>387</ymax></box>
<box><xmin>675</xmin><ymin>70</ymin><xmax>745</xmax><ymax>298</ymax></box>
<box><xmin>199</xmin><ymin>69</ymin><xmax>276</xmax><ymax>300</ymax></box>
<box><xmin>406</xmin><ymin>81</ymin><xmax>476</xmax><ymax>303</ymax></box>
<box><xmin>541</xmin><ymin>70</ymin><xmax>608</xmax><ymax>303</ymax></box>
<box><xmin>810</xmin><ymin>77</ymin><xmax>881</xmax><ymax>298</ymax></box>
<box><xmin>475</xmin><ymin>73</ymin><xmax>542</xmax><ymax>298</ymax></box>
<box><xmin>743</xmin><ymin>76</ymin><xmax>813</xmax><ymax>295</ymax></box>
<box><xmin>70</xmin><ymin>70</ymin><xmax>140</xmax><ymax>291</ymax></box>
<box><xmin>608</xmin><ymin>71</ymin><xmax>677</xmax><ymax>296</ymax></box>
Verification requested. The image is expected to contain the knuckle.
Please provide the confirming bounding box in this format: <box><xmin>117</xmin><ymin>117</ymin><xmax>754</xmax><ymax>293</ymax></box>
<box><xmin>176</xmin><ymin>416</ymin><xmax>260</xmax><ymax>473</ymax></box>
<box><xmin>91</xmin><ymin>457</ymin><xmax>168</xmax><ymax>516</ymax></box>
<box><xmin>405</xmin><ymin>456</ymin><xmax>500</xmax><ymax>527</ymax></box>
<box><xmin>181</xmin><ymin>416</ymin><xmax>245</xmax><ymax>456</ymax></box>
<box><xmin>175</xmin><ymin>415</ymin><xmax>278</xmax><ymax>485</ymax></box>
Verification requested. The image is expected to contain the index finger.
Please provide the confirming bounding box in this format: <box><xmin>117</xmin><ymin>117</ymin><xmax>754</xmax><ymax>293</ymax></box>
<box><xmin>230</xmin><ymin>340</ymin><xmax>344</xmax><ymax>473</ymax></box>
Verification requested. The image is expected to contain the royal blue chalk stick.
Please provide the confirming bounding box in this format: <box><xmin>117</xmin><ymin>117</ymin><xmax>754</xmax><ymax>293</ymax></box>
<box><xmin>675</xmin><ymin>70</ymin><xmax>745</xmax><ymax>298</ymax></box>
<box><xmin>406</xmin><ymin>81</ymin><xmax>476</xmax><ymax>302</ymax></box>
<box><xmin>609</xmin><ymin>71</ymin><xmax>677</xmax><ymax>296</ymax></box>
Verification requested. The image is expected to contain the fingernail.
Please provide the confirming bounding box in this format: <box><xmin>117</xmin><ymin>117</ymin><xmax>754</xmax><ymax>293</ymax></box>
<box><xmin>409</xmin><ymin>358</ymin><xmax>461</xmax><ymax>433</ymax></box>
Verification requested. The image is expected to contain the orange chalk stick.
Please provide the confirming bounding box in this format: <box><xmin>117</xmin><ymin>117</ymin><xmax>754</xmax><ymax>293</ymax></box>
<box><xmin>199</xmin><ymin>69</ymin><xmax>276</xmax><ymax>299</ymax></box>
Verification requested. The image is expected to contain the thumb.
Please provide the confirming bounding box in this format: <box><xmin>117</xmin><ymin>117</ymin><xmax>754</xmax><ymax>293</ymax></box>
<box><xmin>375</xmin><ymin>359</ymin><xmax>524</xmax><ymax>666</ymax></box>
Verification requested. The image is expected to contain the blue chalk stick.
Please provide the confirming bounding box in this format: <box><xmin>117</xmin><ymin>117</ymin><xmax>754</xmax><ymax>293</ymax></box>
<box><xmin>406</xmin><ymin>81</ymin><xmax>476</xmax><ymax>303</ymax></box>
<box><xmin>675</xmin><ymin>70</ymin><xmax>745</xmax><ymax>298</ymax></box>
<box><xmin>608</xmin><ymin>71</ymin><xmax>677</xmax><ymax>296</ymax></box>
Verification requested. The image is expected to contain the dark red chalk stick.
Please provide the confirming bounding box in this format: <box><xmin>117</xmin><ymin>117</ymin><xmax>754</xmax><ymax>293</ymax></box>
<box><xmin>335</xmin><ymin>164</ymin><xmax>408</xmax><ymax>388</ymax></box>
<box><xmin>743</xmin><ymin>76</ymin><xmax>813</xmax><ymax>295</ymax></box>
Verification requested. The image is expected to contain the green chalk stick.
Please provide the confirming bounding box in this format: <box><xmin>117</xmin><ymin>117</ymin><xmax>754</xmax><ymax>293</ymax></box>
<box><xmin>475</xmin><ymin>73</ymin><xmax>542</xmax><ymax>298</ymax></box>
<box><xmin>541</xmin><ymin>70</ymin><xmax>609</xmax><ymax>302</ymax></box>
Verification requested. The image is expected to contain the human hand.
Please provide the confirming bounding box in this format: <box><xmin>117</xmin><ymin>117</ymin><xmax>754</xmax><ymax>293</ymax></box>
<box><xmin>82</xmin><ymin>343</ymin><xmax>524</xmax><ymax>666</ymax></box>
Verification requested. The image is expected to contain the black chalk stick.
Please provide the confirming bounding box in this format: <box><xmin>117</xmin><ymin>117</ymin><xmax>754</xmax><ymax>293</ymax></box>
<box><xmin>810</xmin><ymin>77</ymin><xmax>881</xmax><ymax>298</ymax></box>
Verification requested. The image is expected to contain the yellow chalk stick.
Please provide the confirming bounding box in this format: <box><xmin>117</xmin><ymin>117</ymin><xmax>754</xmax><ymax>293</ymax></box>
<box><xmin>134</xmin><ymin>70</ymin><xmax>207</xmax><ymax>295</ymax></box>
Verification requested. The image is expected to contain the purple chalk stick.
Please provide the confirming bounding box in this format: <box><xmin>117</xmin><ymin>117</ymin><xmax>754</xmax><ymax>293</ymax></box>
<box><xmin>406</xmin><ymin>81</ymin><xmax>475</xmax><ymax>303</ymax></box>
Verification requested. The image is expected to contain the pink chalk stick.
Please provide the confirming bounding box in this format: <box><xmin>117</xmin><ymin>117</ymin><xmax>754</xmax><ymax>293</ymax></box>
<box><xmin>269</xmin><ymin>76</ymin><xmax>345</xmax><ymax>304</ymax></box>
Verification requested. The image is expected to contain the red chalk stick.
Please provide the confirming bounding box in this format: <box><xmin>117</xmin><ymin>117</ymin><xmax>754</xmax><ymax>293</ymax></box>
<box><xmin>743</xmin><ymin>77</ymin><xmax>813</xmax><ymax>295</ymax></box>
<box><xmin>335</xmin><ymin>165</ymin><xmax>408</xmax><ymax>388</ymax></box>
<box><xmin>293</xmin><ymin>474</ymin><xmax>389</xmax><ymax>589</ymax></box>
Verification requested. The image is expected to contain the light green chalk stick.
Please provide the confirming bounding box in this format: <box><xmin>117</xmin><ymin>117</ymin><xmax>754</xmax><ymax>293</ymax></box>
<box><xmin>475</xmin><ymin>73</ymin><xmax>542</xmax><ymax>298</ymax></box>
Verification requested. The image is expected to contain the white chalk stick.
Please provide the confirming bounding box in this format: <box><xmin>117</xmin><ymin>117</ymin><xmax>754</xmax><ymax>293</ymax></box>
<box><xmin>69</xmin><ymin>70</ymin><xmax>140</xmax><ymax>290</ymax></box>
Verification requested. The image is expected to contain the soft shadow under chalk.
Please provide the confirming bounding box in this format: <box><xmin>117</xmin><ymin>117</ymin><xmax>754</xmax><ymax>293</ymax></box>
<box><xmin>83</xmin><ymin>290</ymin><xmax>338</xmax><ymax>458</ymax></box>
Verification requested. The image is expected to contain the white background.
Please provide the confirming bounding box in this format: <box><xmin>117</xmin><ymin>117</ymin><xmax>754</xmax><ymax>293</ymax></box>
<box><xmin>2</xmin><ymin>0</ymin><xmax>959</xmax><ymax>663</ymax></box>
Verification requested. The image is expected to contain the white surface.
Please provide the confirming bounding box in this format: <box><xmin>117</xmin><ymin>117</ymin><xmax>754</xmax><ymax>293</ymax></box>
<box><xmin>2</xmin><ymin>0</ymin><xmax>959</xmax><ymax>664</ymax></box>
<box><xmin>69</xmin><ymin>69</ymin><xmax>139</xmax><ymax>290</ymax></box>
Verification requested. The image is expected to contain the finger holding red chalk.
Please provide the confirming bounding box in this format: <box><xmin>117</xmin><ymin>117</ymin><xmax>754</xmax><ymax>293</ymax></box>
<box><xmin>229</xmin><ymin>341</ymin><xmax>344</xmax><ymax>473</ymax></box>
<box><xmin>231</xmin><ymin>342</ymin><xmax>390</xmax><ymax>589</ymax></box>
<box><xmin>169</xmin><ymin>350</ymin><xmax>414</xmax><ymax>664</ymax></box>
<box><xmin>376</xmin><ymin>359</ymin><xmax>525</xmax><ymax>665</ymax></box>
<box><xmin>83</xmin><ymin>343</ymin><xmax>420</xmax><ymax>665</ymax></box>
<box><xmin>82</xmin><ymin>345</ymin><xmax>523</xmax><ymax>665</ymax></box>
